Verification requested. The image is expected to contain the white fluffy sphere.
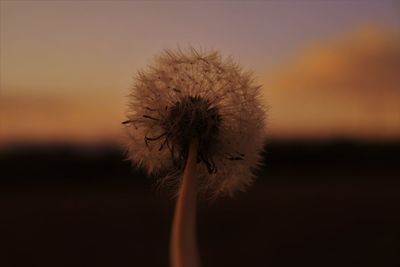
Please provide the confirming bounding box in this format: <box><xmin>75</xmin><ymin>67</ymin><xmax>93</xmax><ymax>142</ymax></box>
<box><xmin>124</xmin><ymin>48</ymin><xmax>267</xmax><ymax>198</ymax></box>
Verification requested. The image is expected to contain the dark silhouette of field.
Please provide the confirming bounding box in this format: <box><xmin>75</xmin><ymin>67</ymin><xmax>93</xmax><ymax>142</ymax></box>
<box><xmin>1</xmin><ymin>141</ymin><xmax>399</xmax><ymax>267</ymax></box>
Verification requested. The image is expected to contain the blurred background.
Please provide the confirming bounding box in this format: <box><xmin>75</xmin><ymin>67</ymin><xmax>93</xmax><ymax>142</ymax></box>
<box><xmin>1</xmin><ymin>1</ymin><xmax>399</xmax><ymax>266</ymax></box>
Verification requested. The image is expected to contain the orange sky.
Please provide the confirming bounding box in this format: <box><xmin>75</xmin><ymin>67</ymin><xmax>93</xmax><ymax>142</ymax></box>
<box><xmin>263</xmin><ymin>26</ymin><xmax>400</xmax><ymax>140</ymax></box>
<box><xmin>1</xmin><ymin>1</ymin><xmax>399</xmax><ymax>145</ymax></box>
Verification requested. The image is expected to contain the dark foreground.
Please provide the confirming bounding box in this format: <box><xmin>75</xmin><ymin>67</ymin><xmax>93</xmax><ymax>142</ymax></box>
<box><xmin>1</xmin><ymin>141</ymin><xmax>399</xmax><ymax>267</ymax></box>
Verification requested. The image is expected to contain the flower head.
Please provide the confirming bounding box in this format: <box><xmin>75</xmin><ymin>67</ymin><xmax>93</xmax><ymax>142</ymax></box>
<box><xmin>124</xmin><ymin>48</ymin><xmax>266</xmax><ymax>198</ymax></box>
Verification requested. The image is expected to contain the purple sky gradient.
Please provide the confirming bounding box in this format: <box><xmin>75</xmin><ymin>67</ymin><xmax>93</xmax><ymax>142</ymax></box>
<box><xmin>1</xmin><ymin>1</ymin><xmax>399</xmax><ymax>143</ymax></box>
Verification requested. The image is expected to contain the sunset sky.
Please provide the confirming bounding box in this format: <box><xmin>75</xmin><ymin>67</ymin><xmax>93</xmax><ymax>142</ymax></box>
<box><xmin>1</xmin><ymin>0</ymin><xmax>399</xmax><ymax>145</ymax></box>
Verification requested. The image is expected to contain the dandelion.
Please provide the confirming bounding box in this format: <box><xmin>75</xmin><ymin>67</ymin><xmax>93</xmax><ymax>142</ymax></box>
<box><xmin>123</xmin><ymin>47</ymin><xmax>266</xmax><ymax>267</ymax></box>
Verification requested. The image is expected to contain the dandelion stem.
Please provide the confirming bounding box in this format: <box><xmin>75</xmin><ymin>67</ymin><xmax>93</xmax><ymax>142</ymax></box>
<box><xmin>170</xmin><ymin>140</ymin><xmax>201</xmax><ymax>267</ymax></box>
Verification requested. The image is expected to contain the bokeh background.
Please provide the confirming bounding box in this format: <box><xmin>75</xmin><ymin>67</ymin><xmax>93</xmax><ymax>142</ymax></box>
<box><xmin>1</xmin><ymin>1</ymin><xmax>399</xmax><ymax>266</ymax></box>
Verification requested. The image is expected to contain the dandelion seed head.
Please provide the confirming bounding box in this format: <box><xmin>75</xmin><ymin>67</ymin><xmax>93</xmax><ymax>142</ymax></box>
<box><xmin>124</xmin><ymin>47</ymin><xmax>267</xmax><ymax>198</ymax></box>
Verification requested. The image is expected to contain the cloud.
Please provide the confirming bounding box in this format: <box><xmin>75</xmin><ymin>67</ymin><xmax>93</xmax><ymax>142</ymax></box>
<box><xmin>0</xmin><ymin>89</ymin><xmax>124</xmax><ymax>144</ymax></box>
<box><xmin>263</xmin><ymin>25</ymin><xmax>400</xmax><ymax>139</ymax></box>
